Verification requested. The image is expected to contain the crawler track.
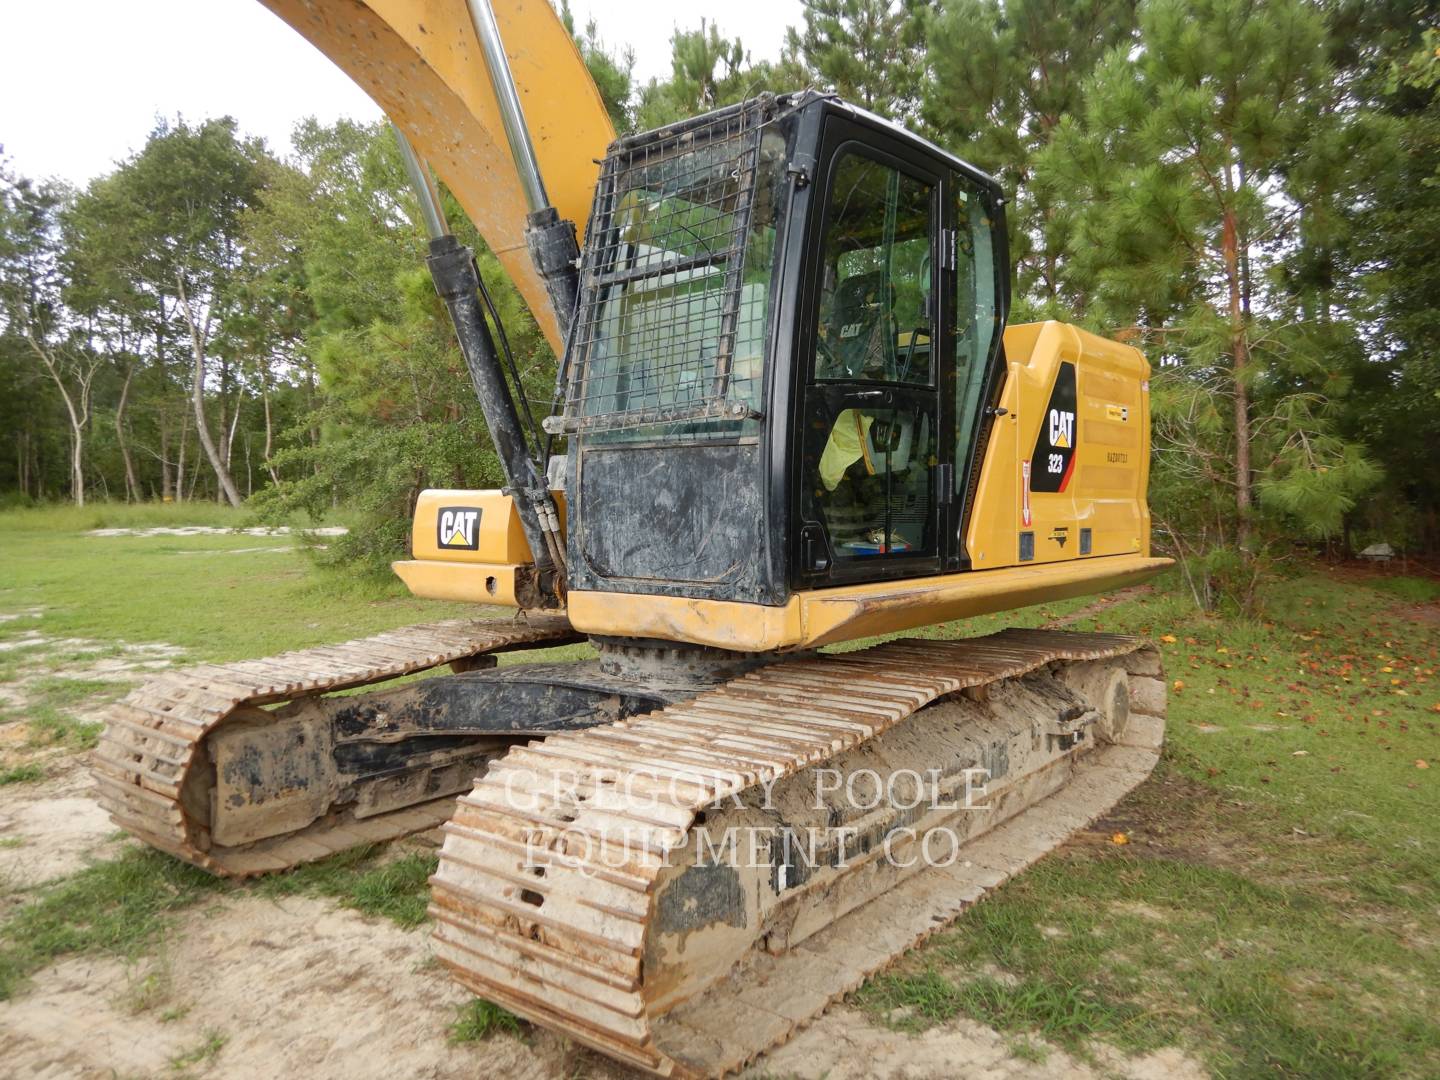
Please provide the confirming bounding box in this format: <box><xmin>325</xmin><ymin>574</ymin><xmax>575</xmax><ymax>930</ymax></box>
<box><xmin>92</xmin><ymin>616</ymin><xmax>580</xmax><ymax>877</ymax></box>
<box><xmin>430</xmin><ymin>628</ymin><xmax>1166</xmax><ymax>1077</ymax></box>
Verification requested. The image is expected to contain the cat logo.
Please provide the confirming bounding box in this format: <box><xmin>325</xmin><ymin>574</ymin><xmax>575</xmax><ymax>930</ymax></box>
<box><xmin>839</xmin><ymin>322</ymin><xmax>863</xmax><ymax>339</ymax></box>
<box><xmin>1048</xmin><ymin>407</ymin><xmax>1075</xmax><ymax>449</ymax></box>
<box><xmin>437</xmin><ymin>506</ymin><xmax>481</xmax><ymax>551</ymax></box>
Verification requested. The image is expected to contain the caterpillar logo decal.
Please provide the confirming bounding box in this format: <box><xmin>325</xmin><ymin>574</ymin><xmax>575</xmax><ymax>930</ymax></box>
<box><xmin>437</xmin><ymin>506</ymin><xmax>481</xmax><ymax>551</ymax></box>
<box><xmin>1030</xmin><ymin>361</ymin><xmax>1078</xmax><ymax>494</ymax></box>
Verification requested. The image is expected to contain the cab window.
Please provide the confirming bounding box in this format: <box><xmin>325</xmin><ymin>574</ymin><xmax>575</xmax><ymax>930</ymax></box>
<box><xmin>813</xmin><ymin>152</ymin><xmax>933</xmax><ymax>385</ymax></box>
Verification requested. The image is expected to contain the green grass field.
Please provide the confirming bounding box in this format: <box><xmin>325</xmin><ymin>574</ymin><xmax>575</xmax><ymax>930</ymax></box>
<box><xmin>0</xmin><ymin>505</ymin><xmax>1436</xmax><ymax>1075</ymax></box>
<box><xmin>856</xmin><ymin>568</ymin><xmax>1440</xmax><ymax>1077</ymax></box>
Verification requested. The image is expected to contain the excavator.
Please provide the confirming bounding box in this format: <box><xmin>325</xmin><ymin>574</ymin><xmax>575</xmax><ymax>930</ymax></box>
<box><xmin>92</xmin><ymin>1</ymin><xmax>1172</xmax><ymax>1075</ymax></box>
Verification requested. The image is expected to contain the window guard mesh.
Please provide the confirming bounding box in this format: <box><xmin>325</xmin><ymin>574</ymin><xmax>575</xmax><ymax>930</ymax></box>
<box><xmin>544</xmin><ymin>95</ymin><xmax>790</xmax><ymax>437</ymax></box>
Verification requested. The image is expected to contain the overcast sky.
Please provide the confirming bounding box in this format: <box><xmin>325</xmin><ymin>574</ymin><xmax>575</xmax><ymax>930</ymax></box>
<box><xmin>0</xmin><ymin>0</ymin><xmax>804</xmax><ymax>186</ymax></box>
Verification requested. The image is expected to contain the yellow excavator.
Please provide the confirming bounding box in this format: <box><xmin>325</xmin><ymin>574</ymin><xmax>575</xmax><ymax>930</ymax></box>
<box><xmin>93</xmin><ymin>1</ymin><xmax>1172</xmax><ymax>1075</ymax></box>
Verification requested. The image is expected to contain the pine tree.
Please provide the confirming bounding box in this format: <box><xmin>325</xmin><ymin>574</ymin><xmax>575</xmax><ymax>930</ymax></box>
<box><xmin>1037</xmin><ymin>0</ymin><xmax>1380</xmax><ymax>604</ymax></box>
<box><xmin>635</xmin><ymin>23</ymin><xmax>807</xmax><ymax>131</ymax></box>
<box><xmin>922</xmin><ymin>0</ymin><xmax>1138</xmax><ymax>311</ymax></box>
<box><xmin>787</xmin><ymin>0</ymin><xmax>929</xmax><ymax>119</ymax></box>
<box><xmin>557</xmin><ymin>1</ymin><xmax>635</xmax><ymax>132</ymax></box>
<box><xmin>1344</xmin><ymin>21</ymin><xmax>1440</xmax><ymax>551</ymax></box>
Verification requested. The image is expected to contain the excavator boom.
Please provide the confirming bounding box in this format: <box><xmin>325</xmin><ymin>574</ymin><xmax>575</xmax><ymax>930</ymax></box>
<box><xmin>257</xmin><ymin>0</ymin><xmax>614</xmax><ymax>352</ymax></box>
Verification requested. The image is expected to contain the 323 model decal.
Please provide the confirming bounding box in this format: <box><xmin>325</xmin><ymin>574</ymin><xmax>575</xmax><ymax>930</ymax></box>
<box><xmin>1029</xmin><ymin>361</ymin><xmax>1077</xmax><ymax>494</ymax></box>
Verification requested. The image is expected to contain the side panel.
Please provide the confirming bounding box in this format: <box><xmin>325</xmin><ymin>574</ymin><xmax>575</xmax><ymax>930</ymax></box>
<box><xmin>569</xmin><ymin>444</ymin><xmax>770</xmax><ymax>600</ymax></box>
<box><xmin>395</xmin><ymin>488</ymin><xmax>567</xmax><ymax>608</ymax></box>
<box><xmin>967</xmin><ymin>321</ymin><xmax>1151</xmax><ymax>570</ymax></box>
<box><xmin>410</xmin><ymin>489</ymin><xmax>539</xmax><ymax>564</ymax></box>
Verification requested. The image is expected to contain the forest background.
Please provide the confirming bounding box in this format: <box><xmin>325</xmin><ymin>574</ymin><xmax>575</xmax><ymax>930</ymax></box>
<box><xmin>1</xmin><ymin>0</ymin><xmax>1436</xmax><ymax>609</ymax></box>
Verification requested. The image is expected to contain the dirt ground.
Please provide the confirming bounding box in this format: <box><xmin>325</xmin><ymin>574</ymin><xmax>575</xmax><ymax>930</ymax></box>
<box><xmin>0</xmin><ymin>848</ymin><xmax>1204</xmax><ymax>1080</ymax></box>
<box><xmin>0</xmin><ymin>763</ymin><xmax>124</xmax><ymax>894</ymax></box>
<box><xmin>0</xmin><ymin>893</ymin><xmax>1208</xmax><ymax>1080</ymax></box>
<box><xmin>0</xmin><ymin>760</ymin><xmax>1209</xmax><ymax>1080</ymax></box>
<box><xmin>0</xmin><ymin>887</ymin><xmax>564</xmax><ymax>1080</ymax></box>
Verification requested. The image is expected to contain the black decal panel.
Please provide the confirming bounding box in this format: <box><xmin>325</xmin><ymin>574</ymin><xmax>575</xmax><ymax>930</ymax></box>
<box><xmin>1030</xmin><ymin>362</ymin><xmax>1077</xmax><ymax>494</ymax></box>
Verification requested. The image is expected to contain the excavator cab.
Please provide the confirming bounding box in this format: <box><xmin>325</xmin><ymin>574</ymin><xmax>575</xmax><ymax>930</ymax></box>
<box><xmin>550</xmin><ymin>93</ymin><xmax>1006</xmax><ymax>607</ymax></box>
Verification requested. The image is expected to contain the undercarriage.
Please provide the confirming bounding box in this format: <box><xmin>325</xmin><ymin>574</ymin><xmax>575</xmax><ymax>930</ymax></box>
<box><xmin>94</xmin><ymin>618</ymin><xmax>1164</xmax><ymax>1077</ymax></box>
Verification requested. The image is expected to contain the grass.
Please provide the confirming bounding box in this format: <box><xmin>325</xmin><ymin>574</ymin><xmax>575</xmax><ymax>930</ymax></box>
<box><xmin>255</xmin><ymin>846</ymin><xmax>439</xmax><ymax>929</ymax></box>
<box><xmin>0</xmin><ymin>502</ymin><xmax>573</xmax><ymax>764</ymax></box>
<box><xmin>12</xmin><ymin>676</ymin><xmax>120</xmax><ymax>748</ymax></box>
<box><xmin>169</xmin><ymin>1029</ymin><xmax>227</xmax><ymax>1071</ymax></box>
<box><xmin>449</xmin><ymin>997</ymin><xmax>524</xmax><ymax>1042</ymax></box>
<box><xmin>0</xmin><ymin>501</ymin><xmax>492</xmax><ymax>663</ymax></box>
<box><xmin>0</xmin><ymin>847</ymin><xmax>225</xmax><ymax>1001</ymax></box>
<box><xmin>853</xmin><ymin>565</ymin><xmax>1440</xmax><ymax>1077</ymax></box>
<box><xmin>0</xmin><ymin>501</ymin><xmax>256</xmax><ymax>533</ymax></box>
<box><xmin>0</xmin><ymin>763</ymin><xmax>45</xmax><ymax>785</ymax></box>
<box><xmin>1362</xmin><ymin>573</ymin><xmax>1440</xmax><ymax>604</ymax></box>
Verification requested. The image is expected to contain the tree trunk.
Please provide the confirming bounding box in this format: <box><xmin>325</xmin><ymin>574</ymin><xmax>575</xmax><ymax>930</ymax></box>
<box><xmin>26</xmin><ymin>333</ymin><xmax>93</xmax><ymax>508</ymax></box>
<box><xmin>176</xmin><ymin>272</ymin><xmax>243</xmax><ymax>507</ymax></box>
<box><xmin>305</xmin><ymin>357</ymin><xmax>322</xmax><ymax>476</ymax></box>
<box><xmin>160</xmin><ymin>416</ymin><xmax>173</xmax><ymax>502</ymax></box>
<box><xmin>261</xmin><ymin>379</ymin><xmax>280</xmax><ymax>485</ymax></box>
<box><xmin>222</xmin><ymin>403</ymin><xmax>242</xmax><ymax>503</ymax></box>
<box><xmin>115</xmin><ymin>360</ymin><xmax>140</xmax><ymax>502</ymax></box>
<box><xmin>176</xmin><ymin>406</ymin><xmax>189</xmax><ymax>503</ymax></box>
<box><xmin>70</xmin><ymin>433</ymin><xmax>84</xmax><ymax>507</ymax></box>
<box><xmin>1221</xmin><ymin>206</ymin><xmax>1252</xmax><ymax>548</ymax></box>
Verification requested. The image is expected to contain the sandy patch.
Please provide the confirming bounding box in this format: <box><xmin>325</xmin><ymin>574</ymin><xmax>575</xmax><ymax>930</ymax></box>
<box><xmin>174</xmin><ymin>546</ymin><xmax>294</xmax><ymax>556</ymax></box>
<box><xmin>0</xmin><ymin>895</ymin><xmax>563</xmax><ymax>1080</ymax></box>
<box><xmin>86</xmin><ymin>526</ymin><xmax>349</xmax><ymax>538</ymax></box>
<box><xmin>0</xmin><ymin>632</ymin><xmax>51</xmax><ymax>654</ymax></box>
<box><xmin>1</xmin><ymin>638</ymin><xmax>184</xmax><ymax>695</ymax></box>
<box><xmin>0</xmin><ymin>762</ymin><xmax>125</xmax><ymax>890</ymax></box>
<box><xmin>747</xmin><ymin>1007</ymin><xmax>1207</xmax><ymax>1080</ymax></box>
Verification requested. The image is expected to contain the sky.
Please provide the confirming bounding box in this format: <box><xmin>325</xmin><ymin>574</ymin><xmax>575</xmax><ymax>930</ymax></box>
<box><xmin>0</xmin><ymin>0</ymin><xmax>804</xmax><ymax>187</ymax></box>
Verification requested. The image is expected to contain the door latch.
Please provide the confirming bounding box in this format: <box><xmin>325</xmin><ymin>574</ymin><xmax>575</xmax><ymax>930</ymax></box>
<box><xmin>800</xmin><ymin>523</ymin><xmax>830</xmax><ymax>573</ymax></box>
<box><xmin>936</xmin><ymin>462</ymin><xmax>954</xmax><ymax>506</ymax></box>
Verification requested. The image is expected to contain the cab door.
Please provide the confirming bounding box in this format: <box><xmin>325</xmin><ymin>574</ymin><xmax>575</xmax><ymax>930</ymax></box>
<box><xmin>794</xmin><ymin>122</ymin><xmax>950</xmax><ymax>586</ymax></box>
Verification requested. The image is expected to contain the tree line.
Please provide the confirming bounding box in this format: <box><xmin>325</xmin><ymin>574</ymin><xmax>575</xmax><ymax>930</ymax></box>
<box><xmin>0</xmin><ymin>0</ymin><xmax>1435</xmax><ymax>606</ymax></box>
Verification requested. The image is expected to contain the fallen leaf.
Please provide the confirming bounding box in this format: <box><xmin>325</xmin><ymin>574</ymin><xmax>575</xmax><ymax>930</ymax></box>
<box><xmin>1418</xmin><ymin>760</ymin><xmax>1430</xmax><ymax>770</ymax></box>
<box><xmin>1172</xmin><ymin>679</ymin><xmax>1185</xmax><ymax>692</ymax></box>
<box><xmin>1160</xmin><ymin>634</ymin><xmax>1178</xmax><ymax>644</ymax></box>
<box><xmin>1292</xmin><ymin>750</ymin><xmax>1309</xmax><ymax>757</ymax></box>
<box><xmin>1111</xmin><ymin>832</ymin><xmax>1129</xmax><ymax>845</ymax></box>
